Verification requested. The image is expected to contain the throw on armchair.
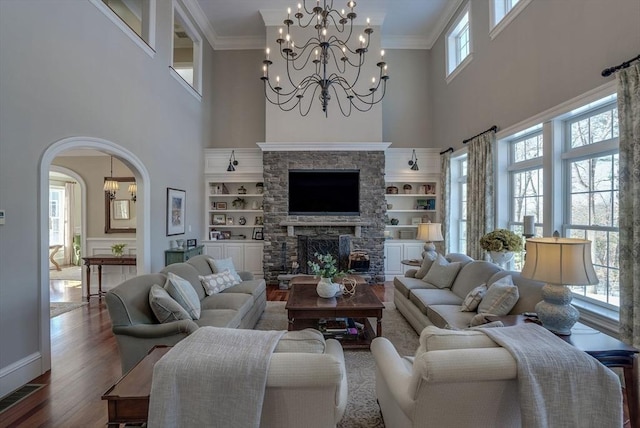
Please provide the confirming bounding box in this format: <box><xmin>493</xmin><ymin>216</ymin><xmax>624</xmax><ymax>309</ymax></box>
<box><xmin>371</xmin><ymin>327</ymin><xmax>521</xmax><ymax>428</ymax></box>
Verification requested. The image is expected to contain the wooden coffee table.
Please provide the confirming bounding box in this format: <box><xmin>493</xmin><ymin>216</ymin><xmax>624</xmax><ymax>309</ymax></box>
<box><xmin>285</xmin><ymin>278</ymin><xmax>384</xmax><ymax>349</ymax></box>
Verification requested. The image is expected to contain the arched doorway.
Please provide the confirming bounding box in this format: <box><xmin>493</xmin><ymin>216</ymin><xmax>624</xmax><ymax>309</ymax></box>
<box><xmin>39</xmin><ymin>137</ymin><xmax>151</xmax><ymax>371</ymax></box>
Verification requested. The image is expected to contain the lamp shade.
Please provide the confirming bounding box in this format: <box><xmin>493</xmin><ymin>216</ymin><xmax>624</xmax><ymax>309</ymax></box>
<box><xmin>128</xmin><ymin>183</ymin><xmax>137</xmax><ymax>194</ymax></box>
<box><xmin>521</xmin><ymin>237</ymin><xmax>598</xmax><ymax>285</ymax></box>
<box><xmin>103</xmin><ymin>180</ymin><xmax>119</xmax><ymax>192</ymax></box>
<box><xmin>416</xmin><ymin>223</ymin><xmax>443</xmax><ymax>242</ymax></box>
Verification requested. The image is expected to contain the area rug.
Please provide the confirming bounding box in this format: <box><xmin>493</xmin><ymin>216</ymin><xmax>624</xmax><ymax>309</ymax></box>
<box><xmin>50</xmin><ymin>301</ymin><xmax>88</xmax><ymax>318</ymax></box>
<box><xmin>49</xmin><ymin>265</ymin><xmax>82</xmax><ymax>281</ymax></box>
<box><xmin>255</xmin><ymin>301</ymin><xmax>419</xmax><ymax>428</ymax></box>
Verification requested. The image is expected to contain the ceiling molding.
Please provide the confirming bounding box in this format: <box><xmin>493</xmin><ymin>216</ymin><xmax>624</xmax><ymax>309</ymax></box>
<box><xmin>181</xmin><ymin>0</ymin><xmax>219</xmax><ymax>50</ymax></box>
<box><xmin>424</xmin><ymin>0</ymin><xmax>464</xmax><ymax>49</ymax></box>
<box><xmin>257</xmin><ymin>142</ymin><xmax>392</xmax><ymax>151</ymax></box>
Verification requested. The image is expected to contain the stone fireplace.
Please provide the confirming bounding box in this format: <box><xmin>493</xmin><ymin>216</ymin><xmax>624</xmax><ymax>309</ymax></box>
<box><xmin>259</xmin><ymin>143</ymin><xmax>388</xmax><ymax>283</ymax></box>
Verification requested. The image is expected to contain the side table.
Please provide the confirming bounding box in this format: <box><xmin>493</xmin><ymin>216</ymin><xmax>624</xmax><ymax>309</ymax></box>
<box><xmin>489</xmin><ymin>315</ymin><xmax>638</xmax><ymax>428</ymax></box>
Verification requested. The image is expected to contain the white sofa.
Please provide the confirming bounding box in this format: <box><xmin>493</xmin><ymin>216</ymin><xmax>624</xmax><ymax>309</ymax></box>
<box><xmin>371</xmin><ymin>326</ymin><xmax>521</xmax><ymax>428</ymax></box>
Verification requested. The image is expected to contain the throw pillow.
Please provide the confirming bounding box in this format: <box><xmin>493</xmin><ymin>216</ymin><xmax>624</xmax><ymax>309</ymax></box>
<box><xmin>477</xmin><ymin>275</ymin><xmax>519</xmax><ymax>316</ymax></box>
<box><xmin>165</xmin><ymin>272</ymin><xmax>201</xmax><ymax>320</ymax></box>
<box><xmin>149</xmin><ymin>284</ymin><xmax>191</xmax><ymax>323</ymax></box>
<box><xmin>208</xmin><ymin>257</ymin><xmax>242</xmax><ymax>283</ymax></box>
<box><xmin>460</xmin><ymin>284</ymin><xmax>488</xmax><ymax>312</ymax></box>
<box><xmin>413</xmin><ymin>251</ymin><xmax>438</xmax><ymax>279</ymax></box>
<box><xmin>199</xmin><ymin>270</ymin><xmax>240</xmax><ymax>296</ymax></box>
<box><xmin>422</xmin><ymin>254</ymin><xmax>462</xmax><ymax>289</ymax></box>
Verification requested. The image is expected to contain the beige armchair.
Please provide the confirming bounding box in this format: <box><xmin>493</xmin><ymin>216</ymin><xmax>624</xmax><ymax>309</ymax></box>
<box><xmin>371</xmin><ymin>327</ymin><xmax>521</xmax><ymax>428</ymax></box>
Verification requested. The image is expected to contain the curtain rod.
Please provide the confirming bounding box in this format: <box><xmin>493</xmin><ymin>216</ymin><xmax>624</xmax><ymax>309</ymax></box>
<box><xmin>439</xmin><ymin>147</ymin><xmax>454</xmax><ymax>155</ymax></box>
<box><xmin>601</xmin><ymin>54</ymin><xmax>640</xmax><ymax>77</ymax></box>
<box><xmin>462</xmin><ymin>125</ymin><xmax>498</xmax><ymax>144</ymax></box>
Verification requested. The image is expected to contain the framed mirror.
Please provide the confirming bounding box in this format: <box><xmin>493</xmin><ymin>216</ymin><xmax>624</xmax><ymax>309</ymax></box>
<box><xmin>105</xmin><ymin>177</ymin><xmax>136</xmax><ymax>233</ymax></box>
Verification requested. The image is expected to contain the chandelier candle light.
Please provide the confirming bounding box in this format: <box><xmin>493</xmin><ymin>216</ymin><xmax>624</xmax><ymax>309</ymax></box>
<box><xmin>261</xmin><ymin>1</ymin><xmax>389</xmax><ymax>117</ymax></box>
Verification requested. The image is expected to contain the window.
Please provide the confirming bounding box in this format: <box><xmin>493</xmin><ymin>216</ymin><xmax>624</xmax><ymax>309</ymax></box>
<box><xmin>90</xmin><ymin>0</ymin><xmax>156</xmax><ymax>56</ymax></box>
<box><xmin>497</xmin><ymin>93</ymin><xmax>619</xmax><ymax>317</ymax></box>
<box><xmin>564</xmin><ymin>102</ymin><xmax>619</xmax><ymax>308</ymax></box>
<box><xmin>49</xmin><ymin>187</ymin><xmax>65</xmax><ymax>246</ymax></box>
<box><xmin>507</xmin><ymin>129</ymin><xmax>543</xmax><ymax>270</ymax></box>
<box><xmin>446</xmin><ymin>3</ymin><xmax>472</xmax><ymax>81</ymax></box>
<box><xmin>490</xmin><ymin>0</ymin><xmax>532</xmax><ymax>40</ymax></box>
<box><xmin>171</xmin><ymin>1</ymin><xmax>202</xmax><ymax>97</ymax></box>
<box><xmin>449</xmin><ymin>154</ymin><xmax>468</xmax><ymax>254</ymax></box>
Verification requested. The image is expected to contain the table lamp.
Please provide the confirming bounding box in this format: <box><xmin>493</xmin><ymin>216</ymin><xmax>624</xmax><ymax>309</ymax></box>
<box><xmin>521</xmin><ymin>235</ymin><xmax>598</xmax><ymax>335</ymax></box>
<box><xmin>416</xmin><ymin>223</ymin><xmax>444</xmax><ymax>258</ymax></box>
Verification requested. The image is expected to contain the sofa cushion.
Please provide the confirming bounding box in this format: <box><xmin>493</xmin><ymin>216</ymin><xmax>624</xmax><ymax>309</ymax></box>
<box><xmin>477</xmin><ymin>275</ymin><xmax>519</xmax><ymax>316</ymax></box>
<box><xmin>186</xmin><ymin>254</ymin><xmax>216</xmax><ymax>275</ymax></box>
<box><xmin>409</xmin><ymin>289</ymin><xmax>464</xmax><ymax>315</ymax></box>
<box><xmin>208</xmin><ymin>257</ymin><xmax>243</xmax><ymax>283</ymax></box>
<box><xmin>194</xmin><ymin>308</ymin><xmax>242</xmax><ymax>329</ymax></box>
<box><xmin>460</xmin><ymin>284</ymin><xmax>487</xmax><ymax>312</ymax></box>
<box><xmin>165</xmin><ymin>272</ymin><xmax>202</xmax><ymax>320</ymax></box>
<box><xmin>490</xmin><ymin>271</ymin><xmax>544</xmax><ymax>315</ymax></box>
<box><xmin>200</xmin><ymin>292</ymin><xmax>254</xmax><ymax>318</ymax></box>
<box><xmin>222</xmin><ymin>278</ymin><xmax>266</xmax><ymax>299</ymax></box>
<box><xmin>416</xmin><ymin>325</ymin><xmax>499</xmax><ymax>355</ymax></box>
<box><xmin>394</xmin><ymin>276</ymin><xmax>437</xmax><ymax>299</ymax></box>
<box><xmin>423</xmin><ymin>255</ymin><xmax>462</xmax><ymax>289</ymax></box>
<box><xmin>449</xmin><ymin>261</ymin><xmax>503</xmax><ymax>299</ymax></box>
<box><xmin>426</xmin><ymin>305</ymin><xmax>475</xmax><ymax>329</ymax></box>
<box><xmin>274</xmin><ymin>329</ymin><xmax>326</xmax><ymax>353</ymax></box>
<box><xmin>148</xmin><ymin>284</ymin><xmax>191</xmax><ymax>323</ymax></box>
<box><xmin>199</xmin><ymin>270</ymin><xmax>241</xmax><ymax>295</ymax></box>
<box><xmin>161</xmin><ymin>262</ymin><xmax>207</xmax><ymax>300</ymax></box>
<box><xmin>413</xmin><ymin>252</ymin><xmax>438</xmax><ymax>279</ymax></box>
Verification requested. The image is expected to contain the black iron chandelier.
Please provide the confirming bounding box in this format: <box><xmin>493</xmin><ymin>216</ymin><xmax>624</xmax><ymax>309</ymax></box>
<box><xmin>261</xmin><ymin>1</ymin><xmax>389</xmax><ymax>117</ymax></box>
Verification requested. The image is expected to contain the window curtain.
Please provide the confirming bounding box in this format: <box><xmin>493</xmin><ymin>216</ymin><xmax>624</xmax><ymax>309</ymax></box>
<box><xmin>64</xmin><ymin>182</ymin><xmax>76</xmax><ymax>266</ymax></box>
<box><xmin>617</xmin><ymin>63</ymin><xmax>640</xmax><ymax>349</ymax></box>
<box><xmin>439</xmin><ymin>151</ymin><xmax>451</xmax><ymax>255</ymax></box>
<box><xmin>466</xmin><ymin>131</ymin><xmax>495</xmax><ymax>260</ymax></box>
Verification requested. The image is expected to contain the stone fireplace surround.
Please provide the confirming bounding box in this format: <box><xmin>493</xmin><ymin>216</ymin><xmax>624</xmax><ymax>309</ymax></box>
<box><xmin>259</xmin><ymin>143</ymin><xmax>389</xmax><ymax>283</ymax></box>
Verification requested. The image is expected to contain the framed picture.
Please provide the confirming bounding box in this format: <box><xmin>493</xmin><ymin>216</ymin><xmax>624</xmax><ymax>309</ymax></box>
<box><xmin>209</xmin><ymin>230</ymin><xmax>220</xmax><ymax>240</ymax></box>
<box><xmin>216</xmin><ymin>201</ymin><xmax>227</xmax><ymax>210</ymax></box>
<box><xmin>212</xmin><ymin>213</ymin><xmax>227</xmax><ymax>225</ymax></box>
<box><xmin>221</xmin><ymin>231</ymin><xmax>232</xmax><ymax>240</ymax></box>
<box><xmin>166</xmin><ymin>188</ymin><xmax>186</xmax><ymax>236</ymax></box>
<box><xmin>411</xmin><ymin>217</ymin><xmax>422</xmax><ymax>225</ymax></box>
<box><xmin>186</xmin><ymin>239</ymin><xmax>197</xmax><ymax>248</ymax></box>
<box><xmin>253</xmin><ymin>228</ymin><xmax>264</xmax><ymax>240</ymax></box>
<box><xmin>227</xmin><ymin>216</ymin><xmax>234</xmax><ymax>225</ymax></box>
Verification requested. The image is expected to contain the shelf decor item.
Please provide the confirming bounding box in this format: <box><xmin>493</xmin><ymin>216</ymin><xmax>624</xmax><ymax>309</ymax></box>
<box><xmin>232</xmin><ymin>198</ymin><xmax>246</xmax><ymax>209</ymax></box>
<box><xmin>386</xmin><ymin>186</ymin><xmax>398</xmax><ymax>194</ymax></box>
<box><xmin>403</xmin><ymin>184</ymin><xmax>412</xmax><ymax>193</ymax></box>
<box><xmin>308</xmin><ymin>252</ymin><xmax>353</xmax><ymax>298</ymax></box>
<box><xmin>521</xmin><ymin>235</ymin><xmax>598</xmax><ymax>335</ymax></box>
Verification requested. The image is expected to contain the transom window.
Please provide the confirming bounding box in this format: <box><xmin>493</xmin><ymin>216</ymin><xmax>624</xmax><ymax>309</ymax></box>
<box><xmin>446</xmin><ymin>3</ymin><xmax>472</xmax><ymax>80</ymax></box>
<box><xmin>90</xmin><ymin>0</ymin><xmax>156</xmax><ymax>55</ymax></box>
<box><xmin>490</xmin><ymin>0</ymin><xmax>532</xmax><ymax>39</ymax></box>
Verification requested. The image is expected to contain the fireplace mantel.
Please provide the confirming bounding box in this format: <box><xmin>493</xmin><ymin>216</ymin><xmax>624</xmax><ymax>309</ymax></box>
<box><xmin>280</xmin><ymin>221</ymin><xmax>373</xmax><ymax>238</ymax></box>
<box><xmin>257</xmin><ymin>142</ymin><xmax>391</xmax><ymax>152</ymax></box>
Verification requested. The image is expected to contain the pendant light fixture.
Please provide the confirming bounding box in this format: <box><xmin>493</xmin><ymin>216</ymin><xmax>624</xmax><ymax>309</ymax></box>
<box><xmin>227</xmin><ymin>150</ymin><xmax>238</xmax><ymax>172</ymax></box>
<box><xmin>104</xmin><ymin>156</ymin><xmax>119</xmax><ymax>200</ymax></box>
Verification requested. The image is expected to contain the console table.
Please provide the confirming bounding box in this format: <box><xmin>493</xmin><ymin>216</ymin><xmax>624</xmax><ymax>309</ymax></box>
<box><xmin>164</xmin><ymin>245</ymin><xmax>204</xmax><ymax>266</ymax></box>
<box><xmin>82</xmin><ymin>255</ymin><xmax>136</xmax><ymax>300</ymax></box>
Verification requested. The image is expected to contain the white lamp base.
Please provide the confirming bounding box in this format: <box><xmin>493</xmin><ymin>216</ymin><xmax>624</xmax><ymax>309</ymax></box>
<box><xmin>535</xmin><ymin>283</ymin><xmax>579</xmax><ymax>336</ymax></box>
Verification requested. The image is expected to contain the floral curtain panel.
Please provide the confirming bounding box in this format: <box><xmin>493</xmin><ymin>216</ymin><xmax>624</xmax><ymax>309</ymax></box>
<box><xmin>466</xmin><ymin>131</ymin><xmax>495</xmax><ymax>260</ymax></box>
<box><xmin>617</xmin><ymin>63</ymin><xmax>640</xmax><ymax>348</ymax></box>
<box><xmin>439</xmin><ymin>151</ymin><xmax>451</xmax><ymax>255</ymax></box>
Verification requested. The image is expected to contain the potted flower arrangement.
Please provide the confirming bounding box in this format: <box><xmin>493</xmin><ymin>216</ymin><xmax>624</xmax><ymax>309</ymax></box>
<box><xmin>111</xmin><ymin>243</ymin><xmax>127</xmax><ymax>257</ymax></box>
<box><xmin>308</xmin><ymin>252</ymin><xmax>352</xmax><ymax>298</ymax></box>
<box><xmin>479</xmin><ymin>229</ymin><xmax>523</xmax><ymax>266</ymax></box>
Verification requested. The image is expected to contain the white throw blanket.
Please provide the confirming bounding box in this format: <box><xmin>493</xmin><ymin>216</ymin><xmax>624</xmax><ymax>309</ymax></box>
<box><xmin>147</xmin><ymin>326</ymin><xmax>285</xmax><ymax>428</ymax></box>
<box><xmin>483</xmin><ymin>324</ymin><xmax>622</xmax><ymax>428</ymax></box>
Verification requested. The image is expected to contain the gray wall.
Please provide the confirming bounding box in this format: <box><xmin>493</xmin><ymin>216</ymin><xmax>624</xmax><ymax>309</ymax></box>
<box><xmin>427</xmin><ymin>0</ymin><xmax>640</xmax><ymax>149</ymax></box>
<box><xmin>0</xmin><ymin>0</ymin><xmax>212</xmax><ymax>389</ymax></box>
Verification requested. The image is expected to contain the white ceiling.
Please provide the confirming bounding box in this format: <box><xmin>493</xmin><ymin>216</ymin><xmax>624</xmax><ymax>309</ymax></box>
<box><xmin>188</xmin><ymin>0</ymin><xmax>463</xmax><ymax>50</ymax></box>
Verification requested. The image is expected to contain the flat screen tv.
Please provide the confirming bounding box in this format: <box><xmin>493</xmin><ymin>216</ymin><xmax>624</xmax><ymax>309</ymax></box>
<box><xmin>288</xmin><ymin>170</ymin><xmax>360</xmax><ymax>215</ymax></box>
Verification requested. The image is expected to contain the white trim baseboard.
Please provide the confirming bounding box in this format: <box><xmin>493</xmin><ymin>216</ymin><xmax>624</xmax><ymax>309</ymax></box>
<box><xmin>0</xmin><ymin>352</ymin><xmax>42</xmax><ymax>399</ymax></box>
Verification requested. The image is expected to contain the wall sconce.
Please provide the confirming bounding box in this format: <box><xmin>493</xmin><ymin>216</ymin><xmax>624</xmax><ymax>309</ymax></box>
<box><xmin>128</xmin><ymin>182</ymin><xmax>137</xmax><ymax>203</ymax></box>
<box><xmin>227</xmin><ymin>150</ymin><xmax>238</xmax><ymax>172</ymax></box>
<box><xmin>408</xmin><ymin>149</ymin><xmax>419</xmax><ymax>171</ymax></box>
<box><xmin>103</xmin><ymin>156</ymin><xmax>119</xmax><ymax>200</ymax></box>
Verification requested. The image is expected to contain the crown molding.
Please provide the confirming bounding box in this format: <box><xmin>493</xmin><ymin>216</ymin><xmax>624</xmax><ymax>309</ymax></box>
<box><xmin>257</xmin><ymin>142</ymin><xmax>392</xmax><ymax>151</ymax></box>
<box><xmin>181</xmin><ymin>0</ymin><xmax>219</xmax><ymax>50</ymax></box>
<box><xmin>425</xmin><ymin>0</ymin><xmax>464</xmax><ymax>49</ymax></box>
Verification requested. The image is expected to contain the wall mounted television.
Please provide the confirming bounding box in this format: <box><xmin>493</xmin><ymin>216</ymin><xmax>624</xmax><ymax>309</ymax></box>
<box><xmin>288</xmin><ymin>169</ymin><xmax>360</xmax><ymax>216</ymax></box>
